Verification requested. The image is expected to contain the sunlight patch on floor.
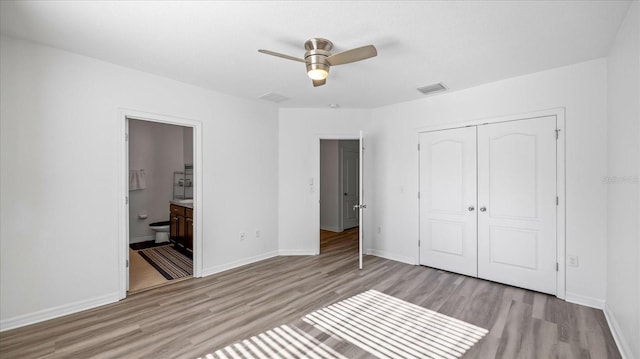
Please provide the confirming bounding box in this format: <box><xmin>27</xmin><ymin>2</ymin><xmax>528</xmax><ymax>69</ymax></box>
<box><xmin>199</xmin><ymin>324</ymin><xmax>347</xmax><ymax>359</ymax></box>
<box><xmin>303</xmin><ymin>289</ymin><xmax>488</xmax><ymax>359</ymax></box>
<box><xmin>201</xmin><ymin>290</ymin><xmax>487</xmax><ymax>359</ymax></box>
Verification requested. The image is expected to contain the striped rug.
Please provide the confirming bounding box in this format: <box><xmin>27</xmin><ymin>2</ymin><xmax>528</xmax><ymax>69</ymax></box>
<box><xmin>138</xmin><ymin>245</ymin><xmax>192</xmax><ymax>280</ymax></box>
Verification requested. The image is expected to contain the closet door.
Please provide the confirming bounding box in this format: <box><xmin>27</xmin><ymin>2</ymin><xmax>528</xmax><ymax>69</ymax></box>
<box><xmin>477</xmin><ymin>116</ymin><xmax>557</xmax><ymax>294</ymax></box>
<box><xmin>419</xmin><ymin>127</ymin><xmax>477</xmax><ymax>277</ymax></box>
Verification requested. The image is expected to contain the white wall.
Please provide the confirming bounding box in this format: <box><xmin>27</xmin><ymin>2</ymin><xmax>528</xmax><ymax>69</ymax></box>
<box><xmin>0</xmin><ymin>36</ymin><xmax>279</xmax><ymax>329</ymax></box>
<box><xmin>1</xmin><ymin>22</ymin><xmax>632</xmax><ymax>340</ymax></box>
<box><xmin>605</xmin><ymin>2</ymin><xmax>639</xmax><ymax>358</ymax></box>
<box><xmin>278</xmin><ymin>109</ymin><xmax>371</xmax><ymax>254</ymax></box>
<box><xmin>369</xmin><ymin>59</ymin><xmax>609</xmax><ymax>304</ymax></box>
<box><xmin>278</xmin><ymin>61</ymin><xmax>610</xmax><ymax>304</ymax></box>
<box><xmin>320</xmin><ymin>140</ymin><xmax>340</xmax><ymax>231</ymax></box>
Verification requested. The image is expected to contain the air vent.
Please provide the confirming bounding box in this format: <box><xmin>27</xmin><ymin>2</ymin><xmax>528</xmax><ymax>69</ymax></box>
<box><xmin>417</xmin><ymin>82</ymin><xmax>448</xmax><ymax>95</ymax></box>
<box><xmin>259</xmin><ymin>92</ymin><xmax>290</xmax><ymax>103</ymax></box>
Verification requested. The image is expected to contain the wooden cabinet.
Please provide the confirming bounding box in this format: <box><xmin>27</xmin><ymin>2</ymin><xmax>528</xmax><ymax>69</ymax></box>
<box><xmin>170</xmin><ymin>204</ymin><xmax>193</xmax><ymax>251</ymax></box>
<box><xmin>185</xmin><ymin>207</ymin><xmax>193</xmax><ymax>251</ymax></box>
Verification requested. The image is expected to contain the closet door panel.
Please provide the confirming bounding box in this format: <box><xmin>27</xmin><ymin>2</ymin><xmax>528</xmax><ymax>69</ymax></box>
<box><xmin>419</xmin><ymin>127</ymin><xmax>477</xmax><ymax>277</ymax></box>
<box><xmin>477</xmin><ymin>116</ymin><xmax>557</xmax><ymax>295</ymax></box>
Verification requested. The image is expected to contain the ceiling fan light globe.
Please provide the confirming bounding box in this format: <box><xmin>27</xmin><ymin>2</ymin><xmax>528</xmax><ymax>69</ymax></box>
<box><xmin>308</xmin><ymin>69</ymin><xmax>328</xmax><ymax>80</ymax></box>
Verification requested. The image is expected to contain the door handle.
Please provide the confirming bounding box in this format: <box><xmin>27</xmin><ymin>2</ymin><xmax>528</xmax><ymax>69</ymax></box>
<box><xmin>344</xmin><ymin>192</ymin><xmax>348</xmax><ymax>196</ymax></box>
<box><xmin>480</xmin><ymin>206</ymin><xmax>487</xmax><ymax>212</ymax></box>
<box><xmin>468</xmin><ymin>205</ymin><xmax>475</xmax><ymax>211</ymax></box>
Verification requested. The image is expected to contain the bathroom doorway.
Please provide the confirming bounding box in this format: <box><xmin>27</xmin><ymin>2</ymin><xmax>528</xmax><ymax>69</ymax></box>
<box><xmin>120</xmin><ymin>110</ymin><xmax>203</xmax><ymax>298</ymax></box>
<box><xmin>127</xmin><ymin>119</ymin><xmax>193</xmax><ymax>292</ymax></box>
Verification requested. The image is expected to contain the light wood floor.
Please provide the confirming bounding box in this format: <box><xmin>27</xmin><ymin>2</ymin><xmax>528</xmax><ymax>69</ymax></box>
<box><xmin>128</xmin><ymin>248</ymin><xmax>169</xmax><ymax>293</ymax></box>
<box><xmin>0</xmin><ymin>229</ymin><xmax>620</xmax><ymax>358</ymax></box>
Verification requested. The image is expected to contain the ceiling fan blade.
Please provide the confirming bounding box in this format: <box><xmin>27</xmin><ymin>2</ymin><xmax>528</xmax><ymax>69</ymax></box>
<box><xmin>312</xmin><ymin>78</ymin><xmax>326</xmax><ymax>87</ymax></box>
<box><xmin>258</xmin><ymin>49</ymin><xmax>305</xmax><ymax>63</ymax></box>
<box><xmin>326</xmin><ymin>45</ymin><xmax>377</xmax><ymax>66</ymax></box>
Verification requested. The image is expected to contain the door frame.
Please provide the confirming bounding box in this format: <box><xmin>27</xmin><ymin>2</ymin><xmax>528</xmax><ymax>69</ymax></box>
<box><xmin>314</xmin><ymin>134</ymin><xmax>361</xmax><ymax>256</ymax></box>
<box><xmin>118</xmin><ymin>108</ymin><xmax>204</xmax><ymax>300</ymax></box>
<box><xmin>416</xmin><ymin>108</ymin><xmax>566</xmax><ymax>299</ymax></box>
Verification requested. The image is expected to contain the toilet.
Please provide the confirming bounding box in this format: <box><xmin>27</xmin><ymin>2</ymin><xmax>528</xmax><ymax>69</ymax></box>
<box><xmin>149</xmin><ymin>221</ymin><xmax>171</xmax><ymax>243</ymax></box>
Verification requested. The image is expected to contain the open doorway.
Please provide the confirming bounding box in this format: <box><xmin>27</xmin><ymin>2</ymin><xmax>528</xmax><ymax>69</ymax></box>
<box><xmin>126</xmin><ymin>118</ymin><xmax>195</xmax><ymax>293</ymax></box>
<box><xmin>319</xmin><ymin>139</ymin><xmax>360</xmax><ymax>254</ymax></box>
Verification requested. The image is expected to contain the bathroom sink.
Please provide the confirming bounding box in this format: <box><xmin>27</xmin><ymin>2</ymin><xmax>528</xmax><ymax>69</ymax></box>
<box><xmin>178</xmin><ymin>199</ymin><xmax>194</xmax><ymax>204</ymax></box>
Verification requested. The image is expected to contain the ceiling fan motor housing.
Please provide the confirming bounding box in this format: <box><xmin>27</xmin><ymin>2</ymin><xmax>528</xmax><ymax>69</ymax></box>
<box><xmin>305</xmin><ymin>38</ymin><xmax>333</xmax><ymax>75</ymax></box>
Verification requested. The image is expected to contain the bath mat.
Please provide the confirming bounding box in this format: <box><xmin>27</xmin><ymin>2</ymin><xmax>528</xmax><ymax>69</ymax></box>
<box><xmin>138</xmin><ymin>245</ymin><xmax>192</xmax><ymax>280</ymax></box>
<box><xmin>130</xmin><ymin>240</ymin><xmax>166</xmax><ymax>251</ymax></box>
<box><xmin>198</xmin><ymin>325</ymin><xmax>347</xmax><ymax>359</ymax></box>
<box><xmin>303</xmin><ymin>289</ymin><xmax>488</xmax><ymax>359</ymax></box>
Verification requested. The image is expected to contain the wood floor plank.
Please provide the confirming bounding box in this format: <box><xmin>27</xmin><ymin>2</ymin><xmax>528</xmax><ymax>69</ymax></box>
<box><xmin>495</xmin><ymin>300</ymin><xmax>533</xmax><ymax>358</ymax></box>
<box><xmin>0</xmin><ymin>228</ymin><xmax>621</xmax><ymax>358</ymax></box>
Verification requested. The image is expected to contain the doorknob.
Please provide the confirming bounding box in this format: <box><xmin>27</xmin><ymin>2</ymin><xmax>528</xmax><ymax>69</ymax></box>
<box><xmin>480</xmin><ymin>206</ymin><xmax>487</xmax><ymax>212</ymax></box>
<box><xmin>344</xmin><ymin>193</ymin><xmax>348</xmax><ymax>196</ymax></box>
<box><xmin>468</xmin><ymin>205</ymin><xmax>475</xmax><ymax>211</ymax></box>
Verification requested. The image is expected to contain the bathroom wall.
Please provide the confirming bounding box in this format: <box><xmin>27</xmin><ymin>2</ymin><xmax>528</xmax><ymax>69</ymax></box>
<box><xmin>128</xmin><ymin>119</ymin><xmax>187</xmax><ymax>243</ymax></box>
<box><xmin>183</xmin><ymin>126</ymin><xmax>193</xmax><ymax>165</ymax></box>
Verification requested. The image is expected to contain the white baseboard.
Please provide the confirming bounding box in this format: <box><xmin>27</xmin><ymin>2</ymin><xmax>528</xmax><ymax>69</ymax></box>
<box><xmin>129</xmin><ymin>235</ymin><xmax>154</xmax><ymax>244</ymax></box>
<box><xmin>604</xmin><ymin>304</ymin><xmax>634</xmax><ymax>359</ymax></box>
<box><xmin>0</xmin><ymin>292</ymin><xmax>120</xmax><ymax>332</ymax></box>
<box><xmin>565</xmin><ymin>291</ymin><xmax>606</xmax><ymax>309</ymax></box>
<box><xmin>320</xmin><ymin>225</ymin><xmax>342</xmax><ymax>232</ymax></box>
<box><xmin>365</xmin><ymin>249</ymin><xmax>417</xmax><ymax>265</ymax></box>
<box><xmin>279</xmin><ymin>249</ymin><xmax>318</xmax><ymax>256</ymax></box>
<box><xmin>201</xmin><ymin>250</ymin><xmax>279</xmax><ymax>277</ymax></box>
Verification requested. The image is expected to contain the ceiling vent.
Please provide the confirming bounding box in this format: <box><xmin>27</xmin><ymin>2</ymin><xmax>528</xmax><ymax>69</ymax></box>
<box><xmin>417</xmin><ymin>82</ymin><xmax>448</xmax><ymax>96</ymax></box>
<box><xmin>259</xmin><ymin>92</ymin><xmax>290</xmax><ymax>103</ymax></box>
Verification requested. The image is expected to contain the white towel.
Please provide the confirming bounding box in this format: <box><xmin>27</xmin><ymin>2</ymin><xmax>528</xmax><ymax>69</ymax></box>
<box><xmin>129</xmin><ymin>169</ymin><xmax>146</xmax><ymax>190</ymax></box>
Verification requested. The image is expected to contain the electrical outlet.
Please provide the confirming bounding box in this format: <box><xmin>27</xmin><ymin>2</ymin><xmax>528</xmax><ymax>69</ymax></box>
<box><xmin>255</xmin><ymin>230</ymin><xmax>261</xmax><ymax>238</ymax></box>
<box><xmin>567</xmin><ymin>255</ymin><xmax>579</xmax><ymax>267</ymax></box>
<box><xmin>377</xmin><ymin>226</ymin><xmax>382</xmax><ymax>234</ymax></box>
<box><xmin>240</xmin><ymin>232</ymin><xmax>246</xmax><ymax>241</ymax></box>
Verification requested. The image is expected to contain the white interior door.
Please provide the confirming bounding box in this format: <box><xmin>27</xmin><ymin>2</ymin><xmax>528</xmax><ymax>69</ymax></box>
<box><xmin>419</xmin><ymin>127</ymin><xmax>478</xmax><ymax>277</ymax></box>
<box><xmin>342</xmin><ymin>146</ymin><xmax>360</xmax><ymax>229</ymax></box>
<box><xmin>477</xmin><ymin>116</ymin><xmax>557</xmax><ymax>294</ymax></box>
<box><xmin>358</xmin><ymin>131</ymin><xmax>365</xmax><ymax>270</ymax></box>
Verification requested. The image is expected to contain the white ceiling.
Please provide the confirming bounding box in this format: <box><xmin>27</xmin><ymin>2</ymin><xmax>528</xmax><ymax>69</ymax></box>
<box><xmin>0</xmin><ymin>1</ymin><xmax>632</xmax><ymax>109</ymax></box>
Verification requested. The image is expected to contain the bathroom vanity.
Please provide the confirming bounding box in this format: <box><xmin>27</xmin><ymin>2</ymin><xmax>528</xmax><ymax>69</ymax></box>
<box><xmin>170</xmin><ymin>202</ymin><xmax>193</xmax><ymax>251</ymax></box>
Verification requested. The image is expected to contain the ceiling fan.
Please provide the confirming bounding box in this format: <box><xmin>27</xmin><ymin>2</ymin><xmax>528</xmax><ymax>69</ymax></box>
<box><xmin>258</xmin><ymin>38</ymin><xmax>377</xmax><ymax>87</ymax></box>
